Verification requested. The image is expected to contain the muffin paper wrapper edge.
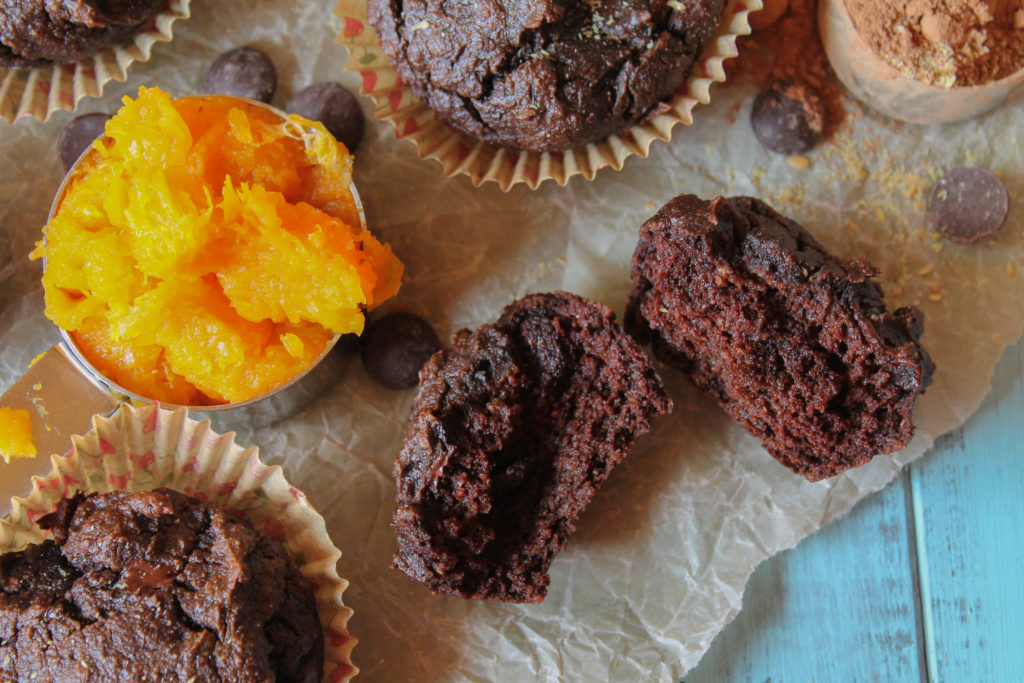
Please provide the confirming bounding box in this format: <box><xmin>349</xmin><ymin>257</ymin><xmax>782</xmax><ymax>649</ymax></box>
<box><xmin>334</xmin><ymin>0</ymin><xmax>762</xmax><ymax>190</ymax></box>
<box><xmin>0</xmin><ymin>0</ymin><xmax>191</xmax><ymax>124</ymax></box>
<box><xmin>0</xmin><ymin>403</ymin><xmax>358</xmax><ymax>683</ymax></box>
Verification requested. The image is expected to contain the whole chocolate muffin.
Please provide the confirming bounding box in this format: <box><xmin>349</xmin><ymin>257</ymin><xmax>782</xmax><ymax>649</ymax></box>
<box><xmin>0</xmin><ymin>0</ymin><xmax>165</xmax><ymax>66</ymax></box>
<box><xmin>0</xmin><ymin>489</ymin><xmax>323</xmax><ymax>682</ymax></box>
<box><xmin>368</xmin><ymin>0</ymin><xmax>726</xmax><ymax>151</ymax></box>
<box><xmin>392</xmin><ymin>292</ymin><xmax>671</xmax><ymax>603</ymax></box>
<box><xmin>626</xmin><ymin>195</ymin><xmax>935</xmax><ymax>481</ymax></box>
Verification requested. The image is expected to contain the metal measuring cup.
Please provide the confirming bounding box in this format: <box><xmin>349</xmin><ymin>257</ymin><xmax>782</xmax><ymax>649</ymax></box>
<box><xmin>0</xmin><ymin>96</ymin><xmax>364</xmax><ymax>485</ymax></box>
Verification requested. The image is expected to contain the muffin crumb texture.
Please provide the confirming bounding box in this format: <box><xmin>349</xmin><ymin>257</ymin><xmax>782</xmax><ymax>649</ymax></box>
<box><xmin>0</xmin><ymin>489</ymin><xmax>323</xmax><ymax>682</ymax></box>
<box><xmin>392</xmin><ymin>292</ymin><xmax>671</xmax><ymax>602</ymax></box>
<box><xmin>627</xmin><ymin>195</ymin><xmax>935</xmax><ymax>481</ymax></box>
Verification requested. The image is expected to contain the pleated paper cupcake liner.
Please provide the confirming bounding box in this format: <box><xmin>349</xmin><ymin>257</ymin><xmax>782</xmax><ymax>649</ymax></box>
<box><xmin>0</xmin><ymin>403</ymin><xmax>357</xmax><ymax>682</ymax></box>
<box><xmin>335</xmin><ymin>0</ymin><xmax>760</xmax><ymax>190</ymax></box>
<box><xmin>0</xmin><ymin>0</ymin><xmax>191</xmax><ymax>123</ymax></box>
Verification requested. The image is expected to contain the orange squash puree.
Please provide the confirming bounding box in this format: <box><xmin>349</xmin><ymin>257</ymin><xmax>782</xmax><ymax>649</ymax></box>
<box><xmin>32</xmin><ymin>88</ymin><xmax>402</xmax><ymax>405</ymax></box>
<box><xmin>0</xmin><ymin>407</ymin><xmax>36</xmax><ymax>462</ymax></box>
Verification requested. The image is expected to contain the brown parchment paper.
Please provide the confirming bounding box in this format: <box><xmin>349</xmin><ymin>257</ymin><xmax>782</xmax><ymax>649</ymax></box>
<box><xmin>1</xmin><ymin>1</ymin><xmax>1023</xmax><ymax>680</ymax></box>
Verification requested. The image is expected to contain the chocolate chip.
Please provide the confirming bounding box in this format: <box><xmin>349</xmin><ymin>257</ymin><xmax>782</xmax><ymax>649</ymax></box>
<box><xmin>201</xmin><ymin>47</ymin><xmax>277</xmax><ymax>104</ymax></box>
<box><xmin>58</xmin><ymin>113</ymin><xmax>110</xmax><ymax>172</ymax></box>
<box><xmin>928</xmin><ymin>167</ymin><xmax>1009</xmax><ymax>244</ymax></box>
<box><xmin>750</xmin><ymin>81</ymin><xmax>825</xmax><ymax>155</ymax></box>
<box><xmin>286</xmin><ymin>82</ymin><xmax>365</xmax><ymax>152</ymax></box>
<box><xmin>361</xmin><ymin>312</ymin><xmax>441</xmax><ymax>389</ymax></box>
<box><xmin>336</xmin><ymin>332</ymin><xmax>361</xmax><ymax>355</ymax></box>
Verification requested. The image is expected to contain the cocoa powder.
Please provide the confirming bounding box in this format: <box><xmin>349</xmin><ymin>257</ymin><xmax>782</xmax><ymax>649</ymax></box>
<box><xmin>845</xmin><ymin>0</ymin><xmax>1024</xmax><ymax>87</ymax></box>
<box><xmin>733</xmin><ymin>0</ymin><xmax>847</xmax><ymax>140</ymax></box>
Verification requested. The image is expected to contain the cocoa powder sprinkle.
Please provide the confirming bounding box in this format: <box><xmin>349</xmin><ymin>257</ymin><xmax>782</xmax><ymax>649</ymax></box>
<box><xmin>733</xmin><ymin>0</ymin><xmax>848</xmax><ymax>140</ymax></box>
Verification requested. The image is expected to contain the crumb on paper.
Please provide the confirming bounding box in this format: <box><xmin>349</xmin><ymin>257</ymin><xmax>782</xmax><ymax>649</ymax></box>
<box><xmin>0</xmin><ymin>407</ymin><xmax>37</xmax><ymax>462</ymax></box>
<box><xmin>777</xmin><ymin>185</ymin><xmax>804</xmax><ymax>207</ymax></box>
<box><xmin>751</xmin><ymin>167</ymin><xmax>765</xmax><ymax>186</ymax></box>
<box><xmin>787</xmin><ymin>155</ymin><xmax>811</xmax><ymax>170</ymax></box>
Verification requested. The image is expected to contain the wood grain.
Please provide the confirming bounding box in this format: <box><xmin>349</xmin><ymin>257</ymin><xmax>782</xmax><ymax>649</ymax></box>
<box><xmin>912</xmin><ymin>341</ymin><xmax>1024</xmax><ymax>681</ymax></box>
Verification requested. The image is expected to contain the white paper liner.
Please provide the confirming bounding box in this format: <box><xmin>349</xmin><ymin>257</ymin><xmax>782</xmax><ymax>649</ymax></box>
<box><xmin>335</xmin><ymin>0</ymin><xmax>763</xmax><ymax>190</ymax></box>
<box><xmin>0</xmin><ymin>403</ymin><xmax>357</xmax><ymax>683</ymax></box>
<box><xmin>0</xmin><ymin>0</ymin><xmax>191</xmax><ymax>124</ymax></box>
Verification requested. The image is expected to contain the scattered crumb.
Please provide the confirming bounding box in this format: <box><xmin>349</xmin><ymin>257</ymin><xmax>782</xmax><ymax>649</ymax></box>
<box><xmin>777</xmin><ymin>185</ymin><xmax>804</xmax><ymax>206</ymax></box>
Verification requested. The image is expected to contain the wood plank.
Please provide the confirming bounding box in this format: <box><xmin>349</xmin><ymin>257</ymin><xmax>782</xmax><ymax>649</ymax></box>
<box><xmin>910</xmin><ymin>340</ymin><xmax>1024</xmax><ymax>682</ymax></box>
<box><xmin>686</xmin><ymin>469</ymin><xmax>923</xmax><ymax>682</ymax></box>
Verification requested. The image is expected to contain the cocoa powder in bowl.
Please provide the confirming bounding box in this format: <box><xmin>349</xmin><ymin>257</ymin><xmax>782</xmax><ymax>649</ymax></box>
<box><xmin>844</xmin><ymin>0</ymin><xmax>1024</xmax><ymax>87</ymax></box>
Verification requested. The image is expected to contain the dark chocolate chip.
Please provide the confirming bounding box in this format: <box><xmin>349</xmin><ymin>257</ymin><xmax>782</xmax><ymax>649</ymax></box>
<box><xmin>928</xmin><ymin>167</ymin><xmax>1009</xmax><ymax>244</ymax></box>
<box><xmin>336</xmin><ymin>332</ymin><xmax>361</xmax><ymax>355</ymax></box>
<box><xmin>201</xmin><ymin>47</ymin><xmax>277</xmax><ymax>104</ymax></box>
<box><xmin>58</xmin><ymin>113</ymin><xmax>111</xmax><ymax>172</ymax></box>
<box><xmin>750</xmin><ymin>81</ymin><xmax>825</xmax><ymax>156</ymax></box>
<box><xmin>361</xmin><ymin>312</ymin><xmax>441</xmax><ymax>389</ymax></box>
<box><xmin>286</xmin><ymin>82</ymin><xmax>365</xmax><ymax>152</ymax></box>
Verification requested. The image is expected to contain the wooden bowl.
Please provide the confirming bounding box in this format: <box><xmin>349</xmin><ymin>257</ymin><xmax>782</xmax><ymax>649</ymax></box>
<box><xmin>819</xmin><ymin>0</ymin><xmax>1024</xmax><ymax>125</ymax></box>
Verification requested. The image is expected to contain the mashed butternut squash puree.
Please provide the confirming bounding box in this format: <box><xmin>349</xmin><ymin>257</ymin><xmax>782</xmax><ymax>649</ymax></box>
<box><xmin>0</xmin><ymin>407</ymin><xmax>36</xmax><ymax>462</ymax></box>
<box><xmin>33</xmin><ymin>88</ymin><xmax>402</xmax><ymax>405</ymax></box>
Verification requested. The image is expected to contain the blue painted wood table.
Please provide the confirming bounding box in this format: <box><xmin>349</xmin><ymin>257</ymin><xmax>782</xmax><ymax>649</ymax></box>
<box><xmin>688</xmin><ymin>335</ymin><xmax>1024</xmax><ymax>682</ymax></box>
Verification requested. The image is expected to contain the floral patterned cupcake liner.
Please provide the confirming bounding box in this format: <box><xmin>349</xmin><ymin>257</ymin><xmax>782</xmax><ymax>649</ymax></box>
<box><xmin>0</xmin><ymin>403</ymin><xmax>357</xmax><ymax>682</ymax></box>
<box><xmin>0</xmin><ymin>0</ymin><xmax>191</xmax><ymax>123</ymax></box>
<box><xmin>334</xmin><ymin>0</ymin><xmax>761</xmax><ymax>191</ymax></box>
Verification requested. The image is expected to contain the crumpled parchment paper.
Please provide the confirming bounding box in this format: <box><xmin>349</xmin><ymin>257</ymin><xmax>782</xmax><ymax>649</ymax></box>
<box><xmin>1</xmin><ymin>2</ymin><xmax>1023</xmax><ymax>681</ymax></box>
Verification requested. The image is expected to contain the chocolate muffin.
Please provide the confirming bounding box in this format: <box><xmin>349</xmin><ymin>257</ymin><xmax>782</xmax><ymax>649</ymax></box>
<box><xmin>0</xmin><ymin>41</ymin><xmax>49</xmax><ymax>69</ymax></box>
<box><xmin>0</xmin><ymin>0</ymin><xmax>164</xmax><ymax>67</ymax></box>
<box><xmin>0</xmin><ymin>489</ymin><xmax>323</xmax><ymax>682</ymax></box>
<box><xmin>392</xmin><ymin>292</ymin><xmax>671</xmax><ymax>603</ymax></box>
<box><xmin>368</xmin><ymin>0</ymin><xmax>726</xmax><ymax>151</ymax></box>
<box><xmin>626</xmin><ymin>195</ymin><xmax>935</xmax><ymax>481</ymax></box>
